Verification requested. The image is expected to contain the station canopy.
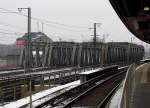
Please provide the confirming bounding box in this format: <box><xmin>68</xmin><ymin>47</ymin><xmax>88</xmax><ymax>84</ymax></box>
<box><xmin>109</xmin><ymin>0</ymin><xmax>150</xmax><ymax>43</ymax></box>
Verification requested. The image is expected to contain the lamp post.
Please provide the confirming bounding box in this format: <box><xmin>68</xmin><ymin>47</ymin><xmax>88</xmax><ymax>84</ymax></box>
<box><xmin>18</xmin><ymin>7</ymin><xmax>32</xmax><ymax>108</ymax></box>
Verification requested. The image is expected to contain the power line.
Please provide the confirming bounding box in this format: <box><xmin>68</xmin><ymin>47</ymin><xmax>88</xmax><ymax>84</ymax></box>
<box><xmin>0</xmin><ymin>37</ymin><xmax>17</xmax><ymax>40</ymax></box>
<box><xmin>0</xmin><ymin>21</ymin><xmax>26</xmax><ymax>30</ymax></box>
<box><xmin>89</xmin><ymin>23</ymin><xmax>101</xmax><ymax>43</ymax></box>
<box><xmin>35</xmin><ymin>19</ymin><xmax>88</xmax><ymax>29</ymax></box>
<box><xmin>0</xmin><ymin>8</ymin><xmax>89</xmax><ymax>29</ymax></box>
<box><xmin>0</xmin><ymin>8</ymin><xmax>88</xmax><ymax>33</ymax></box>
<box><xmin>46</xmin><ymin>31</ymin><xmax>88</xmax><ymax>42</ymax></box>
<box><xmin>44</xmin><ymin>23</ymin><xmax>89</xmax><ymax>33</ymax></box>
<box><xmin>0</xmin><ymin>28</ymin><xmax>24</xmax><ymax>34</ymax></box>
<box><xmin>0</xmin><ymin>31</ymin><xmax>23</xmax><ymax>37</ymax></box>
<box><xmin>0</xmin><ymin>8</ymin><xmax>91</xmax><ymax>42</ymax></box>
<box><xmin>0</xmin><ymin>20</ymin><xmax>87</xmax><ymax>34</ymax></box>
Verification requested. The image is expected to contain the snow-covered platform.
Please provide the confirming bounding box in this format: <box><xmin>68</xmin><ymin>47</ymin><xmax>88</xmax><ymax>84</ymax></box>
<box><xmin>0</xmin><ymin>80</ymin><xmax>80</xmax><ymax>108</ymax></box>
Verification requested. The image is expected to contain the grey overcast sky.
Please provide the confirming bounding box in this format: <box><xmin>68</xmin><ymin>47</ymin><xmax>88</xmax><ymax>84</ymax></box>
<box><xmin>0</xmin><ymin>0</ymin><xmax>147</xmax><ymax>46</ymax></box>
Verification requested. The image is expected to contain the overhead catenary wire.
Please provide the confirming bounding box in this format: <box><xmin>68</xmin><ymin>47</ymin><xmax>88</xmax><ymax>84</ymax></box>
<box><xmin>0</xmin><ymin>24</ymin><xmax>88</xmax><ymax>42</ymax></box>
<box><xmin>46</xmin><ymin>31</ymin><xmax>89</xmax><ymax>42</ymax></box>
<box><xmin>0</xmin><ymin>8</ymin><xmax>89</xmax><ymax>30</ymax></box>
<box><xmin>0</xmin><ymin>31</ymin><xmax>21</xmax><ymax>35</ymax></box>
<box><xmin>0</xmin><ymin>29</ymin><xmax>24</xmax><ymax>38</ymax></box>
<box><xmin>0</xmin><ymin>28</ymin><xmax>24</xmax><ymax>34</ymax></box>
<box><xmin>0</xmin><ymin>32</ymin><xmax>22</xmax><ymax>44</ymax></box>
<box><xmin>43</xmin><ymin>23</ymin><xmax>89</xmax><ymax>33</ymax></box>
<box><xmin>0</xmin><ymin>8</ymin><xmax>92</xmax><ymax>42</ymax></box>
<box><xmin>0</xmin><ymin>21</ymin><xmax>26</xmax><ymax>30</ymax></box>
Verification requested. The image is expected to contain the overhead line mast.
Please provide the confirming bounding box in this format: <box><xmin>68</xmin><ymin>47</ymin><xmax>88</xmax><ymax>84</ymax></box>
<box><xmin>18</xmin><ymin>7</ymin><xmax>32</xmax><ymax>108</ymax></box>
<box><xmin>89</xmin><ymin>23</ymin><xmax>101</xmax><ymax>66</ymax></box>
<box><xmin>90</xmin><ymin>23</ymin><xmax>101</xmax><ymax>43</ymax></box>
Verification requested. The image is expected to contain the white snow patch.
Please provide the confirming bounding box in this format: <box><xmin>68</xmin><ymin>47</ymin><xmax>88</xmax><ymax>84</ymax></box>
<box><xmin>1</xmin><ymin>80</ymin><xmax>80</xmax><ymax>108</ymax></box>
<box><xmin>106</xmin><ymin>82</ymin><xmax>124</xmax><ymax>108</ymax></box>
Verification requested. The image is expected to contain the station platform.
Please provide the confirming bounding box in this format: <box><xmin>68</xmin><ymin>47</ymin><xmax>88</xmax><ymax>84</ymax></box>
<box><xmin>106</xmin><ymin>63</ymin><xmax>150</xmax><ymax>108</ymax></box>
<box><xmin>129</xmin><ymin>63</ymin><xmax>150</xmax><ymax>108</ymax></box>
<box><xmin>130</xmin><ymin>83</ymin><xmax>150</xmax><ymax>108</ymax></box>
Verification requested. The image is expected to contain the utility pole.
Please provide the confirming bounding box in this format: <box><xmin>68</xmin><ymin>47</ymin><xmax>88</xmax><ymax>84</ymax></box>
<box><xmin>89</xmin><ymin>23</ymin><xmax>101</xmax><ymax>43</ymax></box>
<box><xmin>89</xmin><ymin>23</ymin><xmax>101</xmax><ymax>67</ymax></box>
<box><xmin>93</xmin><ymin>23</ymin><xmax>97</xmax><ymax>43</ymax></box>
<box><xmin>28</xmin><ymin>8</ymin><xmax>32</xmax><ymax>108</ymax></box>
<box><xmin>18</xmin><ymin>7</ymin><xmax>32</xmax><ymax>71</ymax></box>
<box><xmin>18</xmin><ymin>7</ymin><xmax>32</xmax><ymax>108</ymax></box>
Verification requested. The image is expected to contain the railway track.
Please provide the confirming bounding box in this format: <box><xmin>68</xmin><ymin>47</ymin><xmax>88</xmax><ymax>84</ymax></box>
<box><xmin>0</xmin><ymin>67</ymin><xmax>75</xmax><ymax>77</ymax></box>
<box><xmin>0</xmin><ymin>66</ymin><xmax>96</xmax><ymax>102</ymax></box>
<box><xmin>64</xmin><ymin>72</ymin><xmax>124</xmax><ymax>108</ymax></box>
<box><xmin>35</xmin><ymin>66</ymin><xmax>127</xmax><ymax>108</ymax></box>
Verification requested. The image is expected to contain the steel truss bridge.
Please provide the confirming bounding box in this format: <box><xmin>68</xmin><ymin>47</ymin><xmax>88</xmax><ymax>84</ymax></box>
<box><xmin>19</xmin><ymin>42</ymin><xmax>106</xmax><ymax>68</ymax></box>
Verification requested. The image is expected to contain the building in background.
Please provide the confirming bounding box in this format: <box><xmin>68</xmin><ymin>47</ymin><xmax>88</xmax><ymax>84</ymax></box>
<box><xmin>0</xmin><ymin>45</ymin><xmax>20</xmax><ymax>68</ymax></box>
<box><xmin>0</xmin><ymin>32</ymin><xmax>53</xmax><ymax>69</ymax></box>
<box><xmin>14</xmin><ymin>32</ymin><xmax>53</xmax><ymax>48</ymax></box>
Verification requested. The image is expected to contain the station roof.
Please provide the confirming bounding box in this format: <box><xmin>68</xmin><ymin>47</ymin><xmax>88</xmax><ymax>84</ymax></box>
<box><xmin>109</xmin><ymin>0</ymin><xmax>150</xmax><ymax>43</ymax></box>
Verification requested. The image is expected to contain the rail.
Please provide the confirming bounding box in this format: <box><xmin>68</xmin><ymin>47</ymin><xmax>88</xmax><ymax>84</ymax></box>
<box><xmin>0</xmin><ymin>65</ymin><xmax>100</xmax><ymax>103</ymax></box>
<box><xmin>63</xmin><ymin>71</ymin><xmax>125</xmax><ymax>108</ymax></box>
<box><xmin>0</xmin><ymin>65</ymin><xmax>99</xmax><ymax>77</ymax></box>
<box><xmin>97</xmin><ymin>83</ymin><xmax>120</xmax><ymax>108</ymax></box>
<box><xmin>35</xmin><ymin>66</ymin><xmax>127</xmax><ymax>108</ymax></box>
<box><xmin>0</xmin><ymin>66</ymin><xmax>92</xmax><ymax>80</ymax></box>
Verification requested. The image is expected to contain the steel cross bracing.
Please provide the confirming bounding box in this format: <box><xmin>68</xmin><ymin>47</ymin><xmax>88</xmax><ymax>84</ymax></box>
<box><xmin>19</xmin><ymin>42</ymin><xmax>105</xmax><ymax>68</ymax></box>
<box><xmin>19</xmin><ymin>42</ymin><xmax>144</xmax><ymax>68</ymax></box>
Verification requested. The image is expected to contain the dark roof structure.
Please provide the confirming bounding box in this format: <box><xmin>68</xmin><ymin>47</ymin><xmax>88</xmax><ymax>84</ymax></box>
<box><xmin>17</xmin><ymin>32</ymin><xmax>53</xmax><ymax>43</ymax></box>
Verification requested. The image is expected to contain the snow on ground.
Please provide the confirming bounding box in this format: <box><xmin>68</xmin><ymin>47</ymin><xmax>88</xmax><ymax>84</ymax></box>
<box><xmin>79</xmin><ymin>67</ymin><xmax>102</xmax><ymax>75</ymax></box>
<box><xmin>1</xmin><ymin>80</ymin><xmax>80</xmax><ymax>108</ymax></box>
<box><xmin>105</xmin><ymin>81</ymin><xmax>124</xmax><ymax>108</ymax></box>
